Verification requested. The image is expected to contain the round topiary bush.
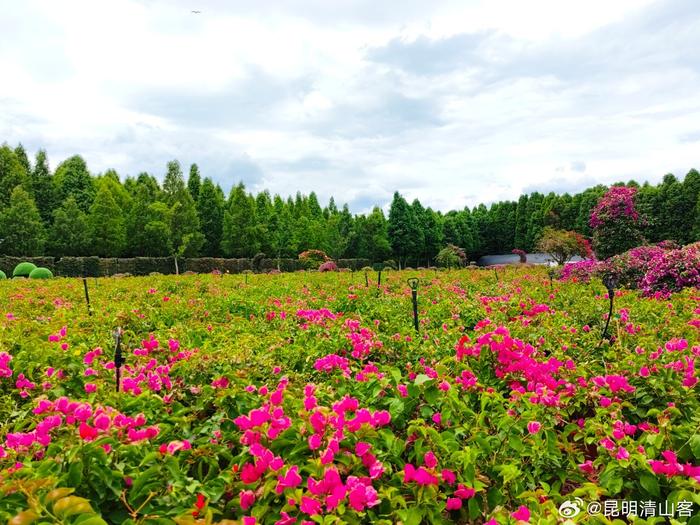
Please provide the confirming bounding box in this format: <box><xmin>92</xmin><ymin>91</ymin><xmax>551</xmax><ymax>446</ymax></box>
<box><xmin>13</xmin><ymin>262</ymin><xmax>37</xmax><ymax>278</ymax></box>
<box><xmin>29</xmin><ymin>267</ymin><xmax>53</xmax><ymax>279</ymax></box>
<box><xmin>0</xmin><ymin>270</ymin><xmax>6</xmax><ymax>280</ymax></box>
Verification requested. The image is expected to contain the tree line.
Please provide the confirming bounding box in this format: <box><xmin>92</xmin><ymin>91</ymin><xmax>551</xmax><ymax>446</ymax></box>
<box><xmin>1</xmin><ymin>143</ymin><xmax>699</xmax><ymax>266</ymax></box>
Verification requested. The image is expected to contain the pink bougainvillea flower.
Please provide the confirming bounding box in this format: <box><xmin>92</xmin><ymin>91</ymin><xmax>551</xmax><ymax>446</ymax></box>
<box><xmin>423</xmin><ymin>451</ymin><xmax>438</xmax><ymax>468</ymax></box>
<box><xmin>527</xmin><ymin>421</ymin><xmax>541</xmax><ymax>434</ymax></box>
<box><xmin>240</xmin><ymin>490</ymin><xmax>256</xmax><ymax>510</ymax></box>
<box><xmin>446</xmin><ymin>497</ymin><xmax>462</xmax><ymax>510</ymax></box>
<box><xmin>616</xmin><ymin>447</ymin><xmax>630</xmax><ymax>460</ymax></box>
<box><xmin>441</xmin><ymin>469</ymin><xmax>456</xmax><ymax>485</ymax></box>
<box><xmin>276</xmin><ymin>466</ymin><xmax>302</xmax><ymax>494</ymax></box>
<box><xmin>512</xmin><ymin>505</ymin><xmax>531</xmax><ymax>522</ymax></box>
<box><xmin>300</xmin><ymin>496</ymin><xmax>322</xmax><ymax>515</ymax></box>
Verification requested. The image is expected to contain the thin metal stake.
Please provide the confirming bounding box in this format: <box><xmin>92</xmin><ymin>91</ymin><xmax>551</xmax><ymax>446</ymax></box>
<box><xmin>114</xmin><ymin>327</ymin><xmax>125</xmax><ymax>392</ymax></box>
<box><xmin>83</xmin><ymin>278</ymin><xmax>92</xmax><ymax>316</ymax></box>
<box><xmin>600</xmin><ymin>274</ymin><xmax>618</xmax><ymax>341</ymax></box>
<box><xmin>408</xmin><ymin>278</ymin><xmax>419</xmax><ymax>332</ymax></box>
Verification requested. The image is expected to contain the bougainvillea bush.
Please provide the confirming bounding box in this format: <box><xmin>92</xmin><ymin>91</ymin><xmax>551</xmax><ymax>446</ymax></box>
<box><xmin>590</xmin><ymin>186</ymin><xmax>646</xmax><ymax>259</ymax></box>
<box><xmin>1</xmin><ymin>268</ymin><xmax>699</xmax><ymax>524</ymax></box>
<box><xmin>562</xmin><ymin>243</ymin><xmax>700</xmax><ymax>298</ymax></box>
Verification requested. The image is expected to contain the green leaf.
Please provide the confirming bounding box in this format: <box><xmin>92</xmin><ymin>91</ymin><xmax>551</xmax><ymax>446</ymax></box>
<box><xmin>640</xmin><ymin>472</ymin><xmax>660</xmax><ymax>497</ymax></box>
<box><xmin>690</xmin><ymin>434</ymin><xmax>700</xmax><ymax>460</ymax></box>
<box><xmin>599</xmin><ymin>464</ymin><xmax>623</xmax><ymax>495</ymax></box>
<box><xmin>414</xmin><ymin>374</ymin><xmax>432</xmax><ymax>386</ymax></box>
<box><xmin>68</xmin><ymin>459</ymin><xmax>84</xmax><ymax>487</ymax></box>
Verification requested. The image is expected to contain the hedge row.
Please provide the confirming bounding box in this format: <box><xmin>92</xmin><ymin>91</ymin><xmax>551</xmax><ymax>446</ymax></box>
<box><xmin>0</xmin><ymin>256</ymin><xmax>373</xmax><ymax>277</ymax></box>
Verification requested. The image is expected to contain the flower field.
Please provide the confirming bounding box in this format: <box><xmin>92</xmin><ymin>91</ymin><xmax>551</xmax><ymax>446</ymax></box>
<box><xmin>0</xmin><ymin>268</ymin><xmax>699</xmax><ymax>524</ymax></box>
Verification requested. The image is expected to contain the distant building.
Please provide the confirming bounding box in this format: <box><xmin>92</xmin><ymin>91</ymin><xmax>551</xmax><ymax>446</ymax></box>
<box><xmin>477</xmin><ymin>253</ymin><xmax>585</xmax><ymax>267</ymax></box>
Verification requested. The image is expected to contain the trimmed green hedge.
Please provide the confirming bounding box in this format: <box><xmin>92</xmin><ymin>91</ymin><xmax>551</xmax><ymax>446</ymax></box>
<box><xmin>0</xmin><ymin>256</ymin><xmax>374</xmax><ymax>277</ymax></box>
<box><xmin>0</xmin><ymin>257</ymin><xmax>54</xmax><ymax>276</ymax></box>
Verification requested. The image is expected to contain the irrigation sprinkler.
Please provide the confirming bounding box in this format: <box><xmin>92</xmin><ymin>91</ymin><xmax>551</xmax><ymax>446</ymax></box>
<box><xmin>377</xmin><ymin>269</ymin><xmax>382</xmax><ymax>288</ymax></box>
<box><xmin>407</xmin><ymin>278</ymin><xmax>419</xmax><ymax>332</ymax></box>
<box><xmin>113</xmin><ymin>327</ymin><xmax>125</xmax><ymax>392</ymax></box>
<box><xmin>600</xmin><ymin>274</ymin><xmax>618</xmax><ymax>341</ymax></box>
<box><xmin>82</xmin><ymin>278</ymin><xmax>92</xmax><ymax>316</ymax></box>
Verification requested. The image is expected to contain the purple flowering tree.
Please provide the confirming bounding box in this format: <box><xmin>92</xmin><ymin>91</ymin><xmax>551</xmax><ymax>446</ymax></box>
<box><xmin>590</xmin><ymin>186</ymin><xmax>646</xmax><ymax>259</ymax></box>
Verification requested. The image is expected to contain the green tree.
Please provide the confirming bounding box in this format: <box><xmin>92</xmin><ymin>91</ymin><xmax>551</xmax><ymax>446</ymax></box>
<box><xmin>536</xmin><ymin>227</ymin><xmax>591</xmax><ymax>265</ymax></box>
<box><xmin>54</xmin><ymin>155</ymin><xmax>94</xmax><ymax>212</ymax></box>
<box><xmin>126</xmin><ymin>186</ymin><xmax>174</xmax><ymax>257</ymax></box>
<box><xmin>48</xmin><ymin>196</ymin><xmax>89</xmax><ymax>256</ymax></box>
<box><xmin>163</xmin><ymin>160</ymin><xmax>187</xmax><ymax>205</ymax></box>
<box><xmin>162</xmin><ymin>160</ymin><xmax>204</xmax><ymax>263</ymax></box>
<box><xmin>388</xmin><ymin>192</ymin><xmax>419</xmax><ymax>268</ymax></box>
<box><xmin>269</xmin><ymin>197</ymin><xmax>295</xmax><ymax>260</ymax></box>
<box><xmin>88</xmin><ymin>184</ymin><xmax>126</xmax><ymax>257</ymax></box>
<box><xmin>14</xmin><ymin>143</ymin><xmax>31</xmax><ymax>175</ymax></box>
<box><xmin>0</xmin><ymin>144</ymin><xmax>28</xmax><ymax>207</ymax></box>
<box><xmin>0</xmin><ymin>186</ymin><xmax>46</xmax><ymax>256</ymax></box>
<box><xmin>143</xmin><ymin>202</ymin><xmax>173</xmax><ymax>256</ymax></box>
<box><xmin>197</xmin><ymin>178</ymin><xmax>225</xmax><ymax>256</ymax></box>
<box><xmin>222</xmin><ymin>183</ymin><xmax>260</xmax><ymax>257</ymax></box>
<box><xmin>187</xmin><ymin>164</ymin><xmax>201</xmax><ymax>201</ymax></box>
<box><xmin>30</xmin><ymin>149</ymin><xmax>56</xmax><ymax>224</ymax></box>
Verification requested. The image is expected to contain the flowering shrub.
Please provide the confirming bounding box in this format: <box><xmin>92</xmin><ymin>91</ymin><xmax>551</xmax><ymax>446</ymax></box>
<box><xmin>600</xmin><ymin>244</ymin><xmax>668</xmax><ymax>289</ymax></box>
<box><xmin>559</xmin><ymin>259</ymin><xmax>600</xmax><ymax>283</ymax></box>
<box><xmin>298</xmin><ymin>250</ymin><xmax>330</xmax><ymax>270</ymax></box>
<box><xmin>590</xmin><ymin>186</ymin><xmax>646</xmax><ymax>259</ymax></box>
<box><xmin>639</xmin><ymin>244</ymin><xmax>700</xmax><ymax>297</ymax></box>
<box><xmin>512</xmin><ymin>249</ymin><xmax>527</xmax><ymax>263</ymax></box>
<box><xmin>1</xmin><ymin>269</ymin><xmax>699</xmax><ymax>523</ymax></box>
<box><xmin>318</xmin><ymin>261</ymin><xmax>338</xmax><ymax>272</ymax></box>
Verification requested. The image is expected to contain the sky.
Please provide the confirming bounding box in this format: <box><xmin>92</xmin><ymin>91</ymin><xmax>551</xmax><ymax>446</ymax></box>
<box><xmin>1</xmin><ymin>0</ymin><xmax>699</xmax><ymax>213</ymax></box>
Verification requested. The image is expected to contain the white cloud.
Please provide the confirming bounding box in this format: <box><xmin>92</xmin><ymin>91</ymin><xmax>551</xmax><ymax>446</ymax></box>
<box><xmin>1</xmin><ymin>0</ymin><xmax>699</xmax><ymax>213</ymax></box>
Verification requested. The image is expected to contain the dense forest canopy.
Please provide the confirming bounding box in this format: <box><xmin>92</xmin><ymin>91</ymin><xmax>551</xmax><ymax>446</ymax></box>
<box><xmin>1</xmin><ymin>143</ymin><xmax>699</xmax><ymax>265</ymax></box>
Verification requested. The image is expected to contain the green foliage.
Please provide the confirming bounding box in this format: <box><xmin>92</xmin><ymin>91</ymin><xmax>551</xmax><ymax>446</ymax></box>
<box><xmin>1</xmin><ymin>268</ymin><xmax>700</xmax><ymax>523</ymax></box>
<box><xmin>28</xmin><ymin>267</ymin><xmax>53</xmax><ymax>279</ymax></box>
<box><xmin>0</xmin><ymin>144</ymin><xmax>28</xmax><ymax>207</ymax></box>
<box><xmin>4</xmin><ymin>145</ymin><xmax>700</xmax><ymax>267</ymax></box>
<box><xmin>196</xmin><ymin>178</ymin><xmax>224</xmax><ymax>256</ymax></box>
<box><xmin>388</xmin><ymin>192</ymin><xmax>421</xmax><ymax>267</ymax></box>
<box><xmin>12</xmin><ymin>262</ymin><xmax>37</xmax><ymax>277</ymax></box>
<box><xmin>187</xmin><ymin>163</ymin><xmax>201</xmax><ymax>201</ymax></box>
<box><xmin>435</xmin><ymin>244</ymin><xmax>466</xmax><ymax>268</ymax></box>
<box><xmin>88</xmin><ymin>184</ymin><xmax>126</xmax><ymax>257</ymax></box>
<box><xmin>0</xmin><ymin>186</ymin><xmax>46</xmax><ymax>256</ymax></box>
<box><xmin>54</xmin><ymin>155</ymin><xmax>94</xmax><ymax>212</ymax></box>
<box><xmin>29</xmin><ymin>149</ymin><xmax>56</xmax><ymax>224</ymax></box>
<box><xmin>536</xmin><ymin>226</ymin><xmax>591</xmax><ymax>265</ymax></box>
<box><xmin>49</xmin><ymin>197</ymin><xmax>90</xmax><ymax>257</ymax></box>
<box><xmin>0</xmin><ymin>270</ymin><xmax>5</xmax><ymax>279</ymax></box>
<box><xmin>221</xmin><ymin>183</ymin><xmax>260</xmax><ymax>257</ymax></box>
